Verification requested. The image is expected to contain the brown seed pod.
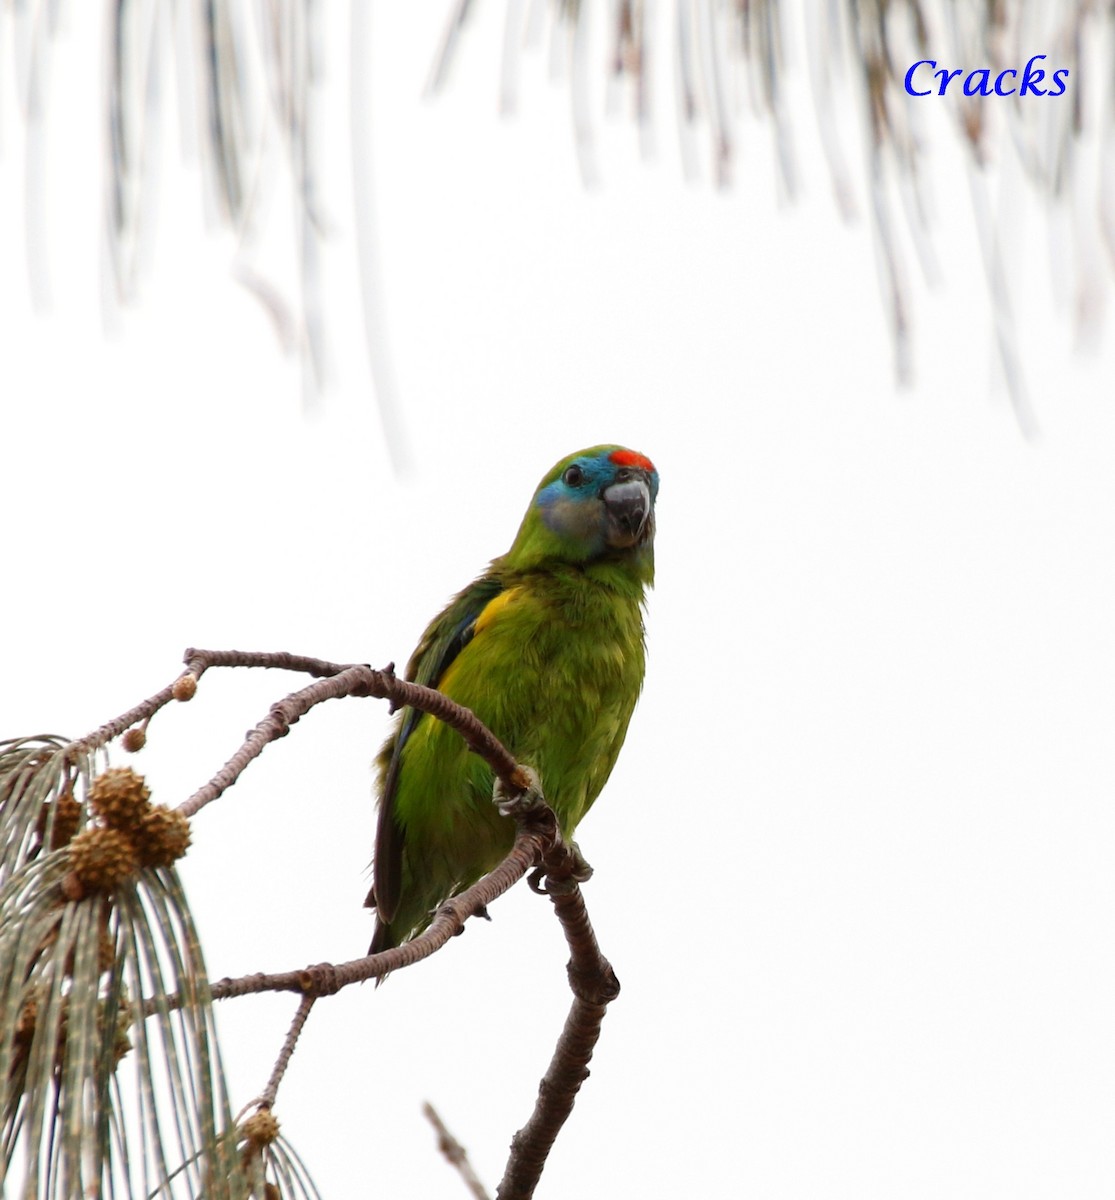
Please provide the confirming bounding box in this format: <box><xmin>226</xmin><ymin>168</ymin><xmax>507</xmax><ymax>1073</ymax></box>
<box><xmin>52</xmin><ymin>790</ymin><xmax>83</xmax><ymax>848</ymax></box>
<box><xmin>132</xmin><ymin>805</ymin><xmax>192</xmax><ymax>869</ymax></box>
<box><xmin>121</xmin><ymin>727</ymin><xmax>147</xmax><ymax>753</ymax></box>
<box><xmin>88</xmin><ymin>767</ymin><xmax>151</xmax><ymax>832</ymax></box>
<box><xmin>68</xmin><ymin>827</ymin><xmax>138</xmax><ymax>893</ymax></box>
<box><xmin>60</xmin><ymin>872</ymin><xmax>85</xmax><ymax>902</ymax></box>
<box><xmin>15</xmin><ymin>997</ymin><xmax>38</xmax><ymax>1046</ymax></box>
<box><xmin>35</xmin><ymin>790</ymin><xmax>83</xmax><ymax>851</ymax></box>
<box><xmin>172</xmin><ymin>674</ymin><xmax>198</xmax><ymax>701</ymax></box>
<box><xmin>241</xmin><ymin>1109</ymin><xmax>281</xmax><ymax>1148</ymax></box>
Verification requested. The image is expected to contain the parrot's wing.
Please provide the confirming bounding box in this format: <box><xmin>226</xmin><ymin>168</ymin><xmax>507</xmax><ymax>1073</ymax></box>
<box><xmin>371</xmin><ymin>572</ymin><xmax>506</xmax><ymax>924</ymax></box>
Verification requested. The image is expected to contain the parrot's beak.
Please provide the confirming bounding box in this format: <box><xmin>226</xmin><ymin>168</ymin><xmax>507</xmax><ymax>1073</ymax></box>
<box><xmin>603</xmin><ymin>477</ymin><xmax>652</xmax><ymax>548</ymax></box>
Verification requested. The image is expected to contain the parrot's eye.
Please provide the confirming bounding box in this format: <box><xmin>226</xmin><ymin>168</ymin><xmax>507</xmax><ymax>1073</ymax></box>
<box><xmin>562</xmin><ymin>465</ymin><xmax>585</xmax><ymax>487</ymax></box>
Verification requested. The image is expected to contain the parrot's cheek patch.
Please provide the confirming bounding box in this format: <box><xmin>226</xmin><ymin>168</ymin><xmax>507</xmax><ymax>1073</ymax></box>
<box><xmin>542</xmin><ymin>495</ymin><xmax>605</xmax><ymax>543</ymax></box>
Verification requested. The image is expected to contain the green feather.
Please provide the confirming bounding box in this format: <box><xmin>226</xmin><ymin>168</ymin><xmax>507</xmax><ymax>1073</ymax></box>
<box><xmin>368</xmin><ymin>446</ymin><xmax>657</xmax><ymax>954</ymax></box>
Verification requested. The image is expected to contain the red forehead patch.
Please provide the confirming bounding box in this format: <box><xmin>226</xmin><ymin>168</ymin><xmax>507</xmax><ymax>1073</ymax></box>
<box><xmin>609</xmin><ymin>449</ymin><xmax>655</xmax><ymax>473</ymax></box>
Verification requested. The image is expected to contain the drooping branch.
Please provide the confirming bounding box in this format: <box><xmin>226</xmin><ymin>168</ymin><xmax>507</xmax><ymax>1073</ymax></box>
<box><xmin>429</xmin><ymin>1</ymin><xmax>1109</xmax><ymax>432</ymax></box>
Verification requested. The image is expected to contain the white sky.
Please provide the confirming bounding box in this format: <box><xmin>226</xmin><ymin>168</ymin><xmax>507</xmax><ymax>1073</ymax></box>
<box><xmin>3</xmin><ymin>4</ymin><xmax>1115</xmax><ymax>1198</ymax></box>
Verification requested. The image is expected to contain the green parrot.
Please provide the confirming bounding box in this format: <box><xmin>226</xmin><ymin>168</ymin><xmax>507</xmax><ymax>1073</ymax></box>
<box><xmin>366</xmin><ymin>444</ymin><xmax>659</xmax><ymax>954</ymax></box>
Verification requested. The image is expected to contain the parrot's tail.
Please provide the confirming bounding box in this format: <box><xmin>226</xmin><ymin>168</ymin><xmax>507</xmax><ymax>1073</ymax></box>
<box><xmin>367</xmin><ymin>917</ymin><xmax>397</xmax><ymax>987</ymax></box>
<box><xmin>368</xmin><ymin>919</ymin><xmax>395</xmax><ymax>958</ymax></box>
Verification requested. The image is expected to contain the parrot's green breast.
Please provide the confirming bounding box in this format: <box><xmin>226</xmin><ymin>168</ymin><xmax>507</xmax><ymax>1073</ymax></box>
<box><xmin>378</xmin><ymin>565</ymin><xmax>646</xmax><ymax>948</ymax></box>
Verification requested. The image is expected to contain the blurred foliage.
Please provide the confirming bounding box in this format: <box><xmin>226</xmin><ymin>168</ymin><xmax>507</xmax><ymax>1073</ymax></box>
<box><xmin>4</xmin><ymin>2</ymin><xmax>1111</xmax><ymax>432</ymax></box>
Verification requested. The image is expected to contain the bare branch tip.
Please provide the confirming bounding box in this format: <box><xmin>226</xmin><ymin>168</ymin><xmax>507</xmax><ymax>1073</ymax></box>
<box><xmin>423</xmin><ymin>1102</ymin><xmax>492</xmax><ymax>1200</ymax></box>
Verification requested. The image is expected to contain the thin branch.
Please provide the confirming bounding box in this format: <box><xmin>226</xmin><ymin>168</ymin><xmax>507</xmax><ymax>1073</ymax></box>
<box><xmin>65</xmin><ymin>649</ymin><xmax>358</xmax><ymax>761</ymax></box>
<box><xmin>181</xmin><ymin>648</ymin><xmax>360</xmax><ymax>678</ymax></box>
<box><xmin>259</xmin><ymin>996</ymin><xmax>316</xmax><ymax>1109</ymax></box>
<box><xmin>67</xmin><ymin>678</ymin><xmax>185</xmax><ymax>759</ymax></box>
<box><xmin>136</xmin><ymin>812</ymin><xmax>556</xmax><ymax>1019</ymax></box>
<box><xmin>214</xmin><ymin>814</ymin><xmax>546</xmax><ymax>993</ymax></box>
<box><xmin>175</xmin><ymin>653</ymin><xmax>523</xmax><ymax>819</ymax></box>
<box><xmin>65</xmin><ymin>645</ymin><xmax>524</xmax><ymax>820</ymax></box>
<box><xmin>423</xmin><ymin>1102</ymin><xmax>492</xmax><ymax>1200</ymax></box>
<box><xmin>176</xmin><ymin>666</ymin><xmax>380</xmax><ymax>818</ymax></box>
<box><xmin>496</xmin><ymin>845</ymin><xmax>621</xmax><ymax>1200</ymax></box>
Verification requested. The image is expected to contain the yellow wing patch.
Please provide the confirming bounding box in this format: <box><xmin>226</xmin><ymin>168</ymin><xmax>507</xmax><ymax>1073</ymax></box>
<box><xmin>436</xmin><ymin>586</ymin><xmax>524</xmax><ymax>697</ymax></box>
<box><xmin>473</xmin><ymin>586</ymin><xmax>523</xmax><ymax>635</ymax></box>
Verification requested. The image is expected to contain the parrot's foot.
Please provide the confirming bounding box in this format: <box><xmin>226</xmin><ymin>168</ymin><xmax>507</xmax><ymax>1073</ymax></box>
<box><xmin>528</xmin><ymin>841</ymin><xmax>594</xmax><ymax>895</ymax></box>
<box><xmin>493</xmin><ymin>765</ymin><xmax>545</xmax><ymax>819</ymax></box>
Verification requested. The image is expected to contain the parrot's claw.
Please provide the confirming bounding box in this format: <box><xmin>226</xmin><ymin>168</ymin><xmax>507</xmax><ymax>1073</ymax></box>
<box><xmin>566</xmin><ymin>840</ymin><xmax>594</xmax><ymax>883</ymax></box>
<box><xmin>493</xmin><ymin>765</ymin><xmax>545</xmax><ymax>819</ymax></box>
<box><xmin>527</xmin><ymin>841</ymin><xmax>594</xmax><ymax>895</ymax></box>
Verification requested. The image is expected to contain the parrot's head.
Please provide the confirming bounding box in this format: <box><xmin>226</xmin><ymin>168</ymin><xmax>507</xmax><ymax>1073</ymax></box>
<box><xmin>505</xmin><ymin>445</ymin><xmax>658</xmax><ymax>578</ymax></box>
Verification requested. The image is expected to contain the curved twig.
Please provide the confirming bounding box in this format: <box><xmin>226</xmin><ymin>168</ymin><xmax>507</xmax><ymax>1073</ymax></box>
<box><xmin>66</xmin><ymin>648</ymin><xmax>360</xmax><ymax>761</ymax></box>
<box><xmin>173</xmin><ymin>652</ymin><xmax>522</xmax><ymax>819</ymax></box>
